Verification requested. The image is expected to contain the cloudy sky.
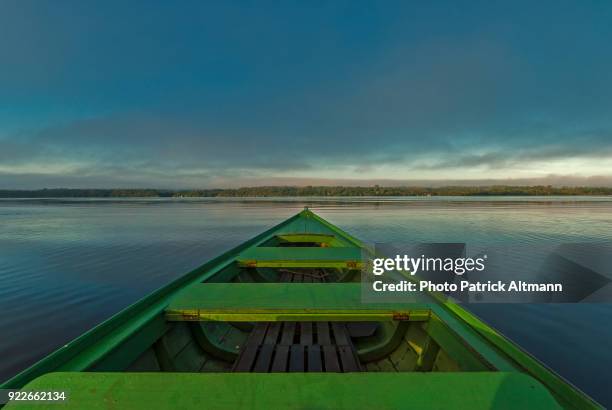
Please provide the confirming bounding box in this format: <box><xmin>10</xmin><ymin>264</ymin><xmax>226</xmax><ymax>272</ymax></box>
<box><xmin>1</xmin><ymin>1</ymin><xmax>612</xmax><ymax>188</ymax></box>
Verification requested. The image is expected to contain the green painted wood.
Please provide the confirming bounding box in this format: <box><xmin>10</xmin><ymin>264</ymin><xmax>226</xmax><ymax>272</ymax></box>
<box><xmin>237</xmin><ymin>247</ymin><xmax>364</xmax><ymax>269</ymax></box>
<box><xmin>438</xmin><ymin>302</ymin><xmax>602</xmax><ymax>409</ymax></box>
<box><xmin>172</xmin><ymin>341</ymin><xmax>208</xmax><ymax>373</ymax></box>
<box><xmin>0</xmin><ymin>209</ymin><xmax>600</xmax><ymax>409</ymax></box>
<box><xmin>189</xmin><ymin>323</ymin><xmax>239</xmax><ymax>362</ymax></box>
<box><xmin>88</xmin><ymin>314</ymin><xmax>169</xmax><ymax>372</ymax></box>
<box><xmin>157</xmin><ymin>323</ymin><xmax>193</xmax><ymax>358</ymax></box>
<box><xmin>355</xmin><ymin>321</ymin><xmax>411</xmax><ymax>363</ymax></box>
<box><xmin>424</xmin><ymin>315</ymin><xmax>491</xmax><ymax>371</ymax></box>
<box><xmin>124</xmin><ymin>349</ymin><xmax>160</xmax><ymax>372</ymax></box>
<box><xmin>1</xmin><ymin>210</ymin><xmax>318</xmax><ymax>389</ymax></box>
<box><xmin>165</xmin><ymin>283</ymin><xmax>432</xmax><ymax>321</ymax></box>
<box><xmin>417</xmin><ymin>338</ymin><xmax>441</xmax><ymax>372</ymax></box>
<box><xmin>152</xmin><ymin>339</ymin><xmax>176</xmax><ymax>372</ymax></box>
<box><xmin>388</xmin><ymin>340</ymin><xmax>418</xmax><ymax>372</ymax></box>
<box><xmin>276</xmin><ymin>233</ymin><xmax>336</xmax><ymax>244</ymax></box>
<box><xmin>7</xmin><ymin>372</ymin><xmax>561</xmax><ymax>410</ymax></box>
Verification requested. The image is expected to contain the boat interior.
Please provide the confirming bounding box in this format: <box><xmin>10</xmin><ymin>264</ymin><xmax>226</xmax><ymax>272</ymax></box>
<box><xmin>123</xmin><ymin>233</ymin><xmax>493</xmax><ymax>375</ymax></box>
<box><xmin>3</xmin><ymin>210</ymin><xmax>596</xmax><ymax>409</ymax></box>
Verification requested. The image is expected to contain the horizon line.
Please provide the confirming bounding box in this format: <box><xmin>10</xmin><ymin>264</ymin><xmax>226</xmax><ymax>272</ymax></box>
<box><xmin>3</xmin><ymin>185</ymin><xmax>612</xmax><ymax>191</ymax></box>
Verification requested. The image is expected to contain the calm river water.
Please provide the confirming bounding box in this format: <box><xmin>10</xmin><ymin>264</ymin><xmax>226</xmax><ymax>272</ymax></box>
<box><xmin>1</xmin><ymin>197</ymin><xmax>611</xmax><ymax>405</ymax></box>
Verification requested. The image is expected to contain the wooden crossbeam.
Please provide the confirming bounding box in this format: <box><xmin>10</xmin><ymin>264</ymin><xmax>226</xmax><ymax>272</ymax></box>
<box><xmin>276</xmin><ymin>233</ymin><xmax>336</xmax><ymax>245</ymax></box>
<box><xmin>165</xmin><ymin>283</ymin><xmax>432</xmax><ymax>323</ymax></box>
<box><xmin>237</xmin><ymin>247</ymin><xmax>363</xmax><ymax>269</ymax></box>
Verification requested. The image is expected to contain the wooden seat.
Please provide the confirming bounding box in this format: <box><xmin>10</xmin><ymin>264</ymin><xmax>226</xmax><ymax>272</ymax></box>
<box><xmin>276</xmin><ymin>233</ymin><xmax>336</xmax><ymax>246</ymax></box>
<box><xmin>237</xmin><ymin>247</ymin><xmax>363</xmax><ymax>269</ymax></box>
<box><xmin>166</xmin><ymin>284</ymin><xmax>429</xmax><ymax>373</ymax></box>
<box><xmin>165</xmin><ymin>283</ymin><xmax>431</xmax><ymax>322</ymax></box>
<box><xmin>21</xmin><ymin>372</ymin><xmax>562</xmax><ymax>409</ymax></box>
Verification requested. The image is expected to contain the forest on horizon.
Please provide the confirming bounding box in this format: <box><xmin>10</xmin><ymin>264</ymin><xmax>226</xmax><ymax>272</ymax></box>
<box><xmin>1</xmin><ymin>186</ymin><xmax>612</xmax><ymax>198</ymax></box>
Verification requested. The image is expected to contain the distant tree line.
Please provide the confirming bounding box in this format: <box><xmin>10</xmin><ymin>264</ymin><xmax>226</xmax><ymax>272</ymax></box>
<box><xmin>1</xmin><ymin>185</ymin><xmax>612</xmax><ymax>198</ymax></box>
<box><xmin>0</xmin><ymin>189</ymin><xmax>171</xmax><ymax>198</ymax></box>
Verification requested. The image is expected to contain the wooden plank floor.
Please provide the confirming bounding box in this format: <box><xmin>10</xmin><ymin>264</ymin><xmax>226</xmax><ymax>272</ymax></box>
<box><xmin>232</xmin><ymin>321</ymin><xmax>362</xmax><ymax>373</ymax></box>
<box><xmin>231</xmin><ymin>269</ymin><xmax>362</xmax><ymax>373</ymax></box>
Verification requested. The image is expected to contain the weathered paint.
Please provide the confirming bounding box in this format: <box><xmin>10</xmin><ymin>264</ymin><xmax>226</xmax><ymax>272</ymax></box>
<box><xmin>165</xmin><ymin>282</ymin><xmax>431</xmax><ymax>320</ymax></box>
<box><xmin>6</xmin><ymin>372</ymin><xmax>561</xmax><ymax>410</ymax></box>
<box><xmin>237</xmin><ymin>247</ymin><xmax>364</xmax><ymax>268</ymax></box>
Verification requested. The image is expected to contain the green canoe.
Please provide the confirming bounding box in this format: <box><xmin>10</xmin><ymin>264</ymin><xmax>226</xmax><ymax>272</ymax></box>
<box><xmin>1</xmin><ymin>210</ymin><xmax>600</xmax><ymax>409</ymax></box>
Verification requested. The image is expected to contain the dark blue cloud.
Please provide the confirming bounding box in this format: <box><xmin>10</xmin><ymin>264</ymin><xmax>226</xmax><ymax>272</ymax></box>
<box><xmin>1</xmin><ymin>1</ymin><xmax>612</xmax><ymax>187</ymax></box>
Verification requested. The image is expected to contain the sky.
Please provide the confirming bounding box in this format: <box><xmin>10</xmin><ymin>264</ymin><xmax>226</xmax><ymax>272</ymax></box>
<box><xmin>1</xmin><ymin>0</ymin><xmax>612</xmax><ymax>189</ymax></box>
